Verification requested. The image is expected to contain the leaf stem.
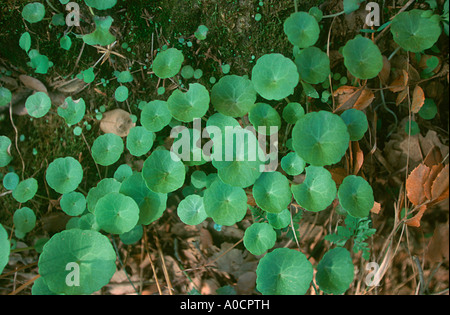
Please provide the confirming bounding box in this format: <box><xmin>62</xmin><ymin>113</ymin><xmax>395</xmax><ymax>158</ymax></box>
<box><xmin>322</xmin><ymin>10</ymin><xmax>346</xmax><ymax>19</ymax></box>
<box><xmin>294</xmin><ymin>0</ymin><xmax>298</xmax><ymax>12</ymax></box>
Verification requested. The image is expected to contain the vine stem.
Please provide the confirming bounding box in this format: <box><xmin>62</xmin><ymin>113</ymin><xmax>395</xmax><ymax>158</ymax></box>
<box><xmin>294</xmin><ymin>0</ymin><xmax>298</xmax><ymax>12</ymax></box>
<box><xmin>322</xmin><ymin>10</ymin><xmax>346</xmax><ymax>19</ymax></box>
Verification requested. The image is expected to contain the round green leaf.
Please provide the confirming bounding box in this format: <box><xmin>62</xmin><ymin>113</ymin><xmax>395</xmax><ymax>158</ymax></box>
<box><xmin>267</xmin><ymin>209</ymin><xmax>291</xmax><ymax>229</ymax></box>
<box><xmin>126</xmin><ymin>126</ymin><xmax>154</xmax><ymax>156</ymax></box>
<box><xmin>194</xmin><ymin>25</ymin><xmax>209</xmax><ymax>40</ymax></box>
<box><xmin>115</xmin><ymin>86</ymin><xmax>129</xmax><ymax>102</ymax></box>
<box><xmin>13</xmin><ymin>207</ymin><xmax>36</xmax><ymax>233</ymax></box>
<box><xmin>38</xmin><ymin>229</ymin><xmax>116</xmax><ymax>295</ymax></box>
<box><xmin>3</xmin><ymin>172</ymin><xmax>20</xmax><ymax>191</ymax></box>
<box><xmin>57</xmin><ymin>97</ymin><xmax>86</xmax><ymax>125</ymax></box>
<box><xmin>282</xmin><ymin>102</ymin><xmax>304</xmax><ymax>124</ymax></box>
<box><xmin>292</xmin><ymin>111</ymin><xmax>349</xmax><ymax>166</ymax></box>
<box><xmin>140</xmin><ymin>100</ymin><xmax>172</xmax><ymax>132</ymax></box>
<box><xmin>295</xmin><ymin>46</ymin><xmax>330</xmax><ymax>84</ymax></box>
<box><xmin>243</xmin><ymin>223</ymin><xmax>277</xmax><ymax>256</ymax></box>
<box><xmin>0</xmin><ymin>87</ymin><xmax>12</xmax><ymax>109</ymax></box>
<box><xmin>152</xmin><ymin>48</ymin><xmax>184</xmax><ymax>79</ymax></box>
<box><xmin>46</xmin><ymin>157</ymin><xmax>83</xmax><ymax>194</ymax></box>
<box><xmin>60</xmin><ymin>35</ymin><xmax>72</xmax><ymax>51</ymax></box>
<box><xmin>142</xmin><ymin>150</ymin><xmax>186</xmax><ymax>193</ymax></box>
<box><xmin>120</xmin><ymin>225</ymin><xmax>143</xmax><ymax>245</ymax></box>
<box><xmin>251</xmin><ymin>53</ymin><xmax>299</xmax><ymax>101</ymax></box>
<box><xmin>283</xmin><ymin>11</ymin><xmax>320</xmax><ymax>48</ymax></box>
<box><xmin>203</xmin><ymin>179</ymin><xmax>247</xmax><ymax>226</ymax></box>
<box><xmin>32</xmin><ymin>276</ymin><xmax>59</xmax><ymax>295</ymax></box>
<box><xmin>120</xmin><ymin>172</ymin><xmax>167</xmax><ymax>225</ymax></box>
<box><xmin>391</xmin><ymin>10</ymin><xmax>442</xmax><ymax>53</ymax></box>
<box><xmin>291</xmin><ymin>166</ymin><xmax>336</xmax><ymax>212</ymax></box>
<box><xmin>0</xmin><ymin>136</ymin><xmax>12</xmax><ymax>167</ymax></box>
<box><xmin>248</xmin><ymin>103</ymin><xmax>281</xmax><ymax>136</ymax></box>
<box><xmin>190</xmin><ymin>170</ymin><xmax>207</xmax><ymax>189</ymax></box>
<box><xmin>91</xmin><ymin>133</ymin><xmax>124</xmax><ymax>166</ymax></box>
<box><xmin>84</xmin><ymin>0</ymin><xmax>117</xmax><ymax>10</ymax></box>
<box><xmin>95</xmin><ymin>192</ymin><xmax>139</xmax><ymax>234</ymax></box>
<box><xmin>418</xmin><ymin>98</ymin><xmax>437</xmax><ymax>120</ymax></box>
<box><xmin>340</xmin><ymin>108</ymin><xmax>368</xmax><ymax>141</ymax></box>
<box><xmin>342</xmin><ymin>35</ymin><xmax>383</xmax><ymax>80</ymax></box>
<box><xmin>82</xmin><ymin>16</ymin><xmax>116</xmax><ymax>46</ymax></box>
<box><xmin>280</xmin><ymin>152</ymin><xmax>306</xmax><ymax>176</ymax></box>
<box><xmin>181</xmin><ymin>65</ymin><xmax>195</xmax><ymax>79</ymax></box>
<box><xmin>22</xmin><ymin>2</ymin><xmax>46</xmax><ymax>24</ymax></box>
<box><xmin>12</xmin><ymin>178</ymin><xmax>38</xmax><ymax>203</ymax></box>
<box><xmin>113</xmin><ymin>164</ymin><xmax>133</xmax><ymax>182</ymax></box>
<box><xmin>167</xmin><ymin>83</ymin><xmax>210</xmax><ymax>122</ymax></box>
<box><xmin>86</xmin><ymin>178</ymin><xmax>121</xmax><ymax>213</ymax></box>
<box><xmin>0</xmin><ymin>224</ymin><xmax>10</xmax><ymax>275</ymax></box>
<box><xmin>316</xmin><ymin>247</ymin><xmax>355</xmax><ymax>295</ymax></box>
<box><xmin>177</xmin><ymin>194</ymin><xmax>208</xmax><ymax>225</ymax></box>
<box><xmin>338</xmin><ymin>175</ymin><xmax>374</xmax><ymax>218</ymax></box>
<box><xmin>60</xmin><ymin>191</ymin><xmax>86</xmax><ymax>216</ymax></box>
<box><xmin>211</xmin><ymin>75</ymin><xmax>257</xmax><ymax>117</ymax></box>
<box><xmin>25</xmin><ymin>92</ymin><xmax>51</xmax><ymax>118</ymax></box>
<box><xmin>256</xmin><ymin>247</ymin><xmax>313</xmax><ymax>295</ymax></box>
<box><xmin>252</xmin><ymin>172</ymin><xmax>292</xmax><ymax>213</ymax></box>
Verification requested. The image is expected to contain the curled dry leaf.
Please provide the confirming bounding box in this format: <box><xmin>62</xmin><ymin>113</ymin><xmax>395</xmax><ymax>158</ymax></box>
<box><xmin>333</xmin><ymin>86</ymin><xmax>374</xmax><ymax>112</ymax></box>
<box><xmin>378</xmin><ymin>55</ymin><xmax>391</xmax><ymax>86</ymax></box>
<box><xmin>406</xmin><ymin>163</ymin><xmax>430</xmax><ymax>206</ymax></box>
<box><xmin>411</xmin><ymin>85</ymin><xmax>425</xmax><ymax>113</ymax></box>
<box><xmin>389</xmin><ymin>69</ymin><xmax>408</xmax><ymax>93</ymax></box>
<box><xmin>430</xmin><ymin>164</ymin><xmax>449</xmax><ymax>203</ymax></box>
<box><xmin>100</xmin><ymin>108</ymin><xmax>135</xmax><ymax>137</ymax></box>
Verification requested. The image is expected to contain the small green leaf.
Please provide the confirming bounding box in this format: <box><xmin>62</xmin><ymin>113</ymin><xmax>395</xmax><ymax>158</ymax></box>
<box><xmin>194</xmin><ymin>25</ymin><xmax>209</xmax><ymax>40</ymax></box>
<box><xmin>140</xmin><ymin>100</ymin><xmax>172</xmax><ymax>132</ymax></box>
<box><xmin>13</xmin><ymin>207</ymin><xmax>36</xmax><ymax>234</ymax></box>
<box><xmin>87</xmin><ymin>178</ymin><xmax>121</xmax><ymax>213</ymax></box>
<box><xmin>0</xmin><ymin>224</ymin><xmax>10</xmax><ymax>275</ymax></box>
<box><xmin>126</xmin><ymin>126</ymin><xmax>154</xmax><ymax>156</ymax></box>
<box><xmin>243</xmin><ymin>223</ymin><xmax>277</xmax><ymax>255</ymax></box>
<box><xmin>91</xmin><ymin>133</ymin><xmax>124</xmax><ymax>166</ymax></box>
<box><xmin>25</xmin><ymin>92</ymin><xmax>51</xmax><ymax>118</ymax></box>
<box><xmin>22</xmin><ymin>2</ymin><xmax>46</xmax><ymax>24</ymax></box>
<box><xmin>60</xmin><ymin>35</ymin><xmax>72</xmax><ymax>51</ymax></box>
<box><xmin>282</xmin><ymin>102</ymin><xmax>305</xmax><ymax>124</ymax></box>
<box><xmin>340</xmin><ymin>108</ymin><xmax>368</xmax><ymax>141</ymax></box>
<box><xmin>19</xmin><ymin>32</ymin><xmax>32</xmax><ymax>52</ymax></box>
<box><xmin>152</xmin><ymin>48</ymin><xmax>184</xmax><ymax>79</ymax></box>
<box><xmin>418</xmin><ymin>99</ymin><xmax>437</xmax><ymax>120</ymax></box>
<box><xmin>46</xmin><ymin>157</ymin><xmax>83</xmax><ymax>194</ymax></box>
<box><xmin>291</xmin><ymin>166</ymin><xmax>336</xmax><ymax>212</ymax></box>
<box><xmin>60</xmin><ymin>191</ymin><xmax>86</xmax><ymax>216</ymax></box>
<box><xmin>177</xmin><ymin>194</ymin><xmax>208</xmax><ymax>225</ymax></box>
<box><xmin>316</xmin><ymin>248</ymin><xmax>355</xmax><ymax>295</ymax></box>
<box><xmin>115</xmin><ymin>86</ymin><xmax>129</xmax><ymax>102</ymax></box>
<box><xmin>283</xmin><ymin>11</ymin><xmax>320</xmax><ymax>48</ymax></box>
<box><xmin>338</xmin><ymin>175</ymin><xmax>374</xmax><ymax>218</ymax></box>
<box><xmin>295</xmin><ymin>46</ymin><xmax>330</xmax><ymax>84</ymax></box>
<box><xmin>120</xmin><ymin>225</ymin><xmax>143</xmax><ymax>245</ymax></box>
<box><xmin>342</xmin><ymin>35</ymin><xmax>383</xmax><ymax>80</ymax></box>
<box><xmin>267</xmin><ymin>209</ymin><xmax>291</xmax><ymax>229</ymax></box>
<box><xmin>167</xmin><ymin>83</ymin><xmax>210</xmax><ymax>122</ymax></box>
<box><xmin>280</xmin><ymin>151</ymin><xmax>306</xmax><ymax>176</ymax></box>
<box><xmin>252</xmin><ymin>172</ymin><xmax>292</xmax><ymax>213</ymax></box>
<box><xmin>57</xmin><ymin>97</ymin><xmax>86</xmax><ymax>125</ymax></box>
<box><xmin>0</xmin><ymin>136</ymin><xmax>13</xmax><ymax>167</ymax></box>
<box><xmin>12</xmin><ymin>178</ymin><xmax>38</xmax><ymax>203</ymax></box>
<box><xmin>82</xmin><ymin>16</ymin><xmax>116</xmax><ymax>46</ymax></box>
<box><xmin>84</xmin><ymin>0</ymin><xmax>117</xmax><ymax>10</ymax></box>
<box><xmin>248</xmin><ymin>103</ymin><xmax>281</xmax><ymax>136</ymax></box>
<box><xmin>256</xmin><ymin>248</ymin><xmax>313</xmax><ymax>295</ymax></box>
<box><xmin>3</xmin><ymin>172</ymin><xmax>20</xmax><ymax>191</ymax></box>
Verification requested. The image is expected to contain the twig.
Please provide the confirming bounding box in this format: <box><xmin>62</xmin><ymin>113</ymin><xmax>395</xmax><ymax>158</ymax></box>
<box><xmin>8</xmin><ymin>274</ymin><xmax>40</xmax><ymax>295</ymax></box>
<box><xmin>154</xmin><ymin>233</ymin><xmax>173</xmax><ymax>295</ymax></box>
<box><xmin>143</xmin><ymin>227</ymin><xmax>162</xmax><ymax>295</ymax></box>
<box><xmin>9</xmin><ymin>101</ymin><xmax>25</xmax><ymax>180</ymax></box>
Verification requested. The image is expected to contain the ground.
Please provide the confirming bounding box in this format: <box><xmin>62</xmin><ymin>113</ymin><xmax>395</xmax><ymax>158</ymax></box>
<box><xmin>0</xmin><ymin>0</ymin><xmax>449</xmax><ymax>295</ymax></box>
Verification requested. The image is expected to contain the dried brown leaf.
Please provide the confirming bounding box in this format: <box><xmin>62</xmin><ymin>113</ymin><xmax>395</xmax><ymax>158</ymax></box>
<box><xmin>405</xmin><ymin>205</ymin><xmax>427</xmax><ymax>227</ymax></box>
<box><xmin>431</xmin><ymin>164</ymin><xmax>449</xmax><ymax>202</ymax></box>
<box><xmin>424</xmin><ymin>164</ymin><xmax>444</xmax><ymax>201</ymax></box>
<box><xmin>423</xmin><ymin>146</ymin><xmax>443</xmax><ymax>168</ymax></box>
<box><xmin>411</xmin><ymin>85</ymin><xmax>425</xmax><ymax>113</ymax></box>
<box><xmin>389</xmin><ymin>69</ymin><xmax>408</xmax><ymax>93</ymax></box>
<box><xmin>406</xmin><ymin>164</ymin><xmax>431</xmax><ymax>206</ymax></box>
<box><xmin>378</xmin><ymin>55</ymin><xmax>391</xmax><ymax>85</ymax></box>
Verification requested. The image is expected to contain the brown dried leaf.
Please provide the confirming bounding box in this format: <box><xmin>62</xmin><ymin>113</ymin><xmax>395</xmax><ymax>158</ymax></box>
<box><xmin>333</xmin><ymin>85</ymin><xmax>361</xmax><ymax>112</ymax></box>
<box><xmin>406</xmin><ymin>164</ymin><xmax>431</xmax><ymax>206</ymax></box>
<box><xmin>378</xmin><ymin>55</ymin><xmax>391</xmax><ymax>85</ymax></box>
<box><xmin>405</xmin><ymin>205</ymin><xmax>427</xmax><ymax>227</ymax></box>
<box><xmin>100</xmin><ymin>109</ymin><xmax>135</xmax><ymax>137</ymax></box>
<box><xmin>396</xmin><ymin>88</ymin><xmax>408</xmax><ymax>106</ymax></box>
<box><xmin>389</xmin><ymin>69</ymin><xmax>408</xmax><ymax>93</ymax></box>
<box><xmin>370</xmin><ymin>202</ymin><xmax>382</xmax><ymax>214</ymax></box>
<box><xmin>411</xmin><ymin>85</ymin><xmax>425</xmax><ymax>113</ymax></box>
<box><xmin>424</xmin><ymin>164</ymin><xmax>444</xmax><ymax>200</ymax></box>
<box><xmin>431</xmin><ymin>164</ymin><xmax>449</xmax><ymax>202</ymax></box>
<box><xmin>423</xmin><ymin>146</ymin><xmax>443</xmax><ymax>168</ymax></box>
<box><xmin>19</xmin><ymin>75</ymin><xmax>48</xmax><ymax>94</ymax></box>
<box><xmin>352</xmin><ymin>141</ymin><xmax>364</xmax><ymax>175</ymax></box>
<box><xmin>353</xmin><ymin>88</ymin><xmax>375</xmax><ymax>111</ymax></box>
<box><xmin>426</xmin><ymin>224</ymin><xmax>449</xmax><ymax>264</ymax></box>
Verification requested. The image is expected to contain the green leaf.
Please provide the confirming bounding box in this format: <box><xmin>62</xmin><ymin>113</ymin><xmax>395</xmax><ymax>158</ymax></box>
<box><xmin>251</xmin><ymin>53</ymin><xmax>299</xmax><ymax>101</ymax></box>
<box><xmin>203</xmin><ymin>179</ymin><xmax>247</xmax><ymax>226</ymax></box>
<box><xmin>340</xmin><ymin>108</ymin><xmax>368</xmax><ymax>141</ymax></box>
<box><xmin>46</xmin><ymin>157</ymin><xmax>83</xmax><ymax>195</ymax></box>
<box><xmin>243</xmin><ymin>222</ymin><xmax>277</xmax><ymax>255</ymax></box>
<box><xmin>84</xmin><ymin>0</ymin><xmax>117</xmax><ymax>10</ymax></box>
<box><xmin>28</xmin><ymin>50</ymin><xmax>52</xmax><ymax>74</ymax></box>
<box><xmin>177</xmin><ymin>194</ymin><xmax>208</xmax><ymax>225</ymax></box>
<box><xmin>3</xmin><ymin>172</ymin><xmax>20</xmax><ymax>191</ymax></box>
<box><xmin>22</xmin><ymin>2</ymin><xmax>46</xmax><ymax>24</ymax></box>
<box><xmin>338</xmin><ymin>175</ymin><xmax>374</xmax><ymax>218</ymax></box>
<box><xmin>13</xmin><ymin>207</ymin><xmax>36</xmax><ymax>234</ymax></box>
<box><xmin>342</xmin><ymin>35</ymin><xmax>383</xmax><ymax>79</ymax></box>
<box><xmin>120</xmin><ymin>225</ymin><xmax>143</xmax><ymax>245</ymax></box>
<box><xmin>60</xmin><ymin>35</ymin><xmax>72</xmax><ymax>51</ymax></box>
<box><xmin>19</xmin><ymin>32</ymin><xmax>32</xmax><ymax>52</ymax></box>
<box><xmin>60</xmin><ymin>192</ymin><xmax>86</xmax><ymax>216</ymax></box>
<box><xmin>0</xmin><ymin>224</ymin><xmax>10</xmax><ymax>275</ymax></box>
<box><xmin>91</xmin><ymin>133</ymin><xmax>124</xmax><ymax>166</ymax></box>
<box><xmin>316</xmin><ymin>248</ymin><xmax>355</xmax><ymax>294</ymax></box>
<box><xmin>391</xmin><ymin>9</ymin><xmax>442</xmax><ymax>52</ymax></box>
<box><xmin>256</xmin><ymin>248</ymin><xmax>313</xmax><ymax>295</ymax></box>
<box><xmin>126</xmin><ymin>126</ymin><xmax>154</xmax><ymax>156</ymax></box>
<box><xmin>194</xmin><ymin>25</ymin><xmax>209</xmax><ymax>40</ymax></box>
<box><xmin>181</xmin><ymin>65</ymin><xmax>195</xmax><ymax>79</ymax></box>
<box><xmin>291</xmin><ymin>166</ymin><xmax>336</xmax><ymax>212</ymax></box>
<box><xmin>86</xmin><ymin>178</ymin><xmax>121</xmax><ymax>213</ymax></box>
<box><xmin>82</xmin><ymin>16</ymin><xmax>116</xmax><ymax>46</ymax></box>
<box><xmin>142</xmin><ymin>149</ymin><xmax>186</xmax><ymax>193</ymax></box>
<box><xmin>283</xmin><ymin>11</ymin><xmax>320</xmax><ymax>48</ymax></box>
<box><xmin>418</xmin><ymin>98</ymin><xmax>437</xmax><ymax>120</ymax></box>
<box><xmin>115</xmin><ymin>70</ymin><xmax>133</xmax><ymax>83</ymax></box>
<box><xmin>252</xmin><ymin>172</ymin><xmax>292</xmax><ymax>213</ymax></box>
<box><xmin>267</xmin><ymin>209</ymin><xmax>291</xmax><ymax>229</ymax></box>
<box><xmin>12</xmin><ymin>178</ymin><xmax>38</xmax><ymax>203</ymax></box>
<box><xmin>113</xmin><ymin>164</ymin><xmax>133</xmax><ymax>183</ymax></box>
<box><xmin>95</xmin><ymin>192</ymin><xmax>140</xmax><ymax>234</ymax></box>
<box><xmin>248</xmin><ymin>103</ymin><xmax>281</xmax><ymax>136</ymax></box>
<box><xmin>0</xmin><ymin>87</ymin><xmax>12</xmax><ymax>108</ymax></box>
<box><xmin>295</xmin><ymin>46</ymin><xmax>330</xmax><ymax>84</ymax></box>
<box><xmin>280</xmin><ymin>152</ymin><xmax>306</xmax><ymax>176</ymax></box>
<box><xmin>282</xmin><ymin>102</ymin><xmax>305</xmax><ymax>124</ymax></box>
<box><xmin>0</xmin><ymin>136</ymin><xmax>13</xmax><ymax>167</ymax></box>
<box><xmin>167</xmin><ymin>83</ymin><xmax>210</xmax><ymax>122</ymax></box>
<box><xmin>57</xmin><ymin>97</ymin><xmax>86</xmax><ymax>125</ymax></box>
<box><xmin>140</xmin><ymin>100</ymin><xmax>172</xmax><ymax>132</ymax></box>
<box><xmin>77</xmin><ymin>67</ymin><xmax>95</xmax><ymax>84</ymax></box>
<box><xmin>344</xmin><ymin>0</ymin><xmax>363</xmax><ymax>14</ymax></box>
<box><xmin>211</xmin><ymin>75</ymin><xmax>257</xmax><ymax>117</ymax></box>
<box><xmin>292</xmin><ymin>111</ymin><xmax>349</xmax><ymax>166</ymax></box>
<box><xmin>120</xmin><ymin>172</ymin><xmax>167</xmax><ymax>225</ymax></box>
<box><xmin>115</xmin><ymin>86</ymin><xmax>129</xmax><ymax>102</ymax></box>
<box><xmin>152</xmin><ymin>48</ymin><xmax>184</xmax><ymax>79</ymax></box>
<box><xmin>25</xmin><ymin>92</ymin><xmax>51</xmax><ymax>118</ymax></box>
<box><xmin>38</xmin><ymin>229</ymin><xmax>116</xmax><ymax>295</ymax></box>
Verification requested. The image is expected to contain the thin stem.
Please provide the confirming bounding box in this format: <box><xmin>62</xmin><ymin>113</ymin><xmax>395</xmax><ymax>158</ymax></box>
<box><xmin>294</xmin><ymin>0</ymin><xmax>298</xmax><ymax>12</ymax></box>
<box><xmin>322</xmin><ymin>10</ymin><xmax>346</xmax><ymax>19</ymax></box>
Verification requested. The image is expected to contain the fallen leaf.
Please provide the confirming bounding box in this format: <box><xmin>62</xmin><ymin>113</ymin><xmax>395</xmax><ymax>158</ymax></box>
<box><xmin>378</xmin><ymin>55</ymin><xmax>391</xmax><ymax>85</ymax></box>
<box><xmin>430</xmin><ymin>164</ymin><xmax>449</xmax><ymax>202</ymax></box>
<box><xmin>423</xmin><ymin>146</ymin><xmax>443</xmax><ymax>168</ymax></box>
<box><xmin>389</xmin><ymin>69</ymin><xmax>408</xmax><ymax>93</ymax></box>
<box><xmin>352</xmin><ymin>141</ymin><xmax>364</xmax><ymax>175</ymax></box>
<box><xmin>19</xmin><ymin>75</ymin><xmax>48</xmax><ymax>94</ymax></box>
<box><xmin>333</xmin><ymin>86</ymin><xmax>374</xmax><ymax>112</ymax></box>
<box><xmin>426</xmin><ymin>224</ymin><xmax>449</xmax><ymax>263</ymax></box>
<box><xmin>405</xmin><ymin>205</ymin><xmax>427</xmax><ymax>227</ymax></box>
<box><xmin>371</xmin><ymin>202</ymin><xmax>381</xmax><ymax>214</ymax></box>
<box><xmin>396</xmin><ymin>88</ymin><xmax>408</xmax><ymax>106</ymax></box>
<box><xmin>353</xmin><ymin>88</ymin><xmax>375</xmax><ymax>111</ymax></box>
<box><xmin>406</xmin><ymin>164</ymin><xmax>431</xmax><ymax>206</ymax></box>
<box><xmin>411</xmin><ymin>85</ymin><xmax>425</xmax><ymax>113</ymax></box>
<box><xmin>424</xmin><ymin>164</ymin><xmax>444</xmax><ymax>200</ymax></box>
